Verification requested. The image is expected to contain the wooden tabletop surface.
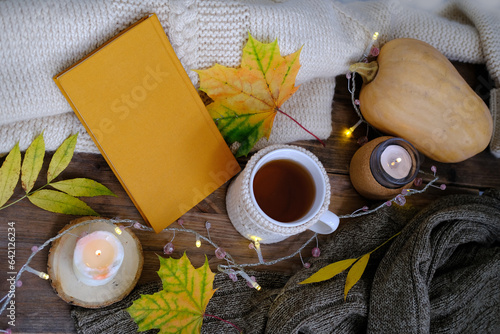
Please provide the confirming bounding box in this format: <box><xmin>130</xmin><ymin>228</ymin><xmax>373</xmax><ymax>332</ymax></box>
<box><xmin>1</xmin><ymin>63</ymin><xmax>499</xmax><ymax>333</ymax></box>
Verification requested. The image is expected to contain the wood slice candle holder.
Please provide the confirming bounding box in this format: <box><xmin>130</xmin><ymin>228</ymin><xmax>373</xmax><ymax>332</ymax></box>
<box><xmin>47</xmin><ymin>217</ymin><xmax>143</xmax><ymax>308</ymax></box>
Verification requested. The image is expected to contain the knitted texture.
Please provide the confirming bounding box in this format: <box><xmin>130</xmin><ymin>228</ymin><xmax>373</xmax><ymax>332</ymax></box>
<box><xmin>71</xmin><ymin>190</ymin><xmax>500</xmax><ymax>333</ymax></box>
<box><xmin>0</xmin><ymin>0</ymin><xmax>118</xmax><ymax>125</ymax></box>
<box><xmin>366</xmin><ymin>191</ymin><xmax>500</xmax><ymax>333</ymax></box>
<box><xmin>226</xmin><ymin>145</ymin><xmax>331</xmax><ymax>244</ymax></box>
<box><xmin>0</xmin><ymin>0</ymin><xmax>499</xmax><ymax>156</ymax></box>
<box><xmin>452</xmin><ymin>0</ymin><xmax>500</xmax><ymax>156</ymax></box>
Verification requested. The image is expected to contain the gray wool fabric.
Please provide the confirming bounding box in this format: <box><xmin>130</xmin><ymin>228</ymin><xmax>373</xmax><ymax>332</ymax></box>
<box><xmin>71</xmin><ymin>190</ymin><xmax>500</xmax><ymax>333</ymax></box>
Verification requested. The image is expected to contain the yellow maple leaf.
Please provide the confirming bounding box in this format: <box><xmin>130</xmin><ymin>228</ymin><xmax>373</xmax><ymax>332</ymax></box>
<box><xmin>195</xmin><ymin>34</ymin><xmax>303</xmax><ymax>157</ymax></box>
<box><xmin>127</xmin><ymin>253</ymin><xmax>216</xmax><ymax>333</ymax></box>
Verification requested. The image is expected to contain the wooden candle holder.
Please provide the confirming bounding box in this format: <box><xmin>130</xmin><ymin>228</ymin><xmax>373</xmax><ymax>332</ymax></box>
<box><xmin>349</xmin><ymin>136</ymin><xmax>413</xmax><ymax>200</ymax></box>
<box><xmin>47</xmin><ymin>217</ymin><xmax>143</xmax><ymax>308</ymax></box>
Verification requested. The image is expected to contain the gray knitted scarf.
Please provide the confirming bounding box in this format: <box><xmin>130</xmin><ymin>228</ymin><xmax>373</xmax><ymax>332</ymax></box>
<box><xmin>71</xmin><ymin>189</ymin><xmax>500</xmax><ymax>333</ymax></box>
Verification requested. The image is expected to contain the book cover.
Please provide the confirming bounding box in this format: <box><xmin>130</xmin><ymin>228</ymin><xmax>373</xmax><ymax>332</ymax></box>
<box><xmin>54</xmin><ymin>14</ymin><xmax>240</xmax><ymax>232</ymax></box>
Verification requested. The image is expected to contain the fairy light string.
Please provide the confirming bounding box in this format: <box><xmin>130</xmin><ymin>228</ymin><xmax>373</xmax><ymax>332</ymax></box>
<box><xmin>345</xmin><ymin>31</ymin><xmax>380</xmax><ymax>137</ymax></box>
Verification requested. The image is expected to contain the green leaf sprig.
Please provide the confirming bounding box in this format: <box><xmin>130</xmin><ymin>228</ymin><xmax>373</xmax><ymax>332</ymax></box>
<box><xmin>0</xmin><ymin>133</ymin><xmax>116</xmax><ymax>215</ymax></box>
<box><xmin>299</xmin><ymin>231</ymin><xmax>401</xmax><ymax>300</ymax></box>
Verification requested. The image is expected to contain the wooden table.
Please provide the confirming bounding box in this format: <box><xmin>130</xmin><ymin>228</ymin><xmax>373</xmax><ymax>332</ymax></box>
<box><xmin>1</xmin><ymin>63</ymin><xmax>499</xmax><ymax>333</ymax></box>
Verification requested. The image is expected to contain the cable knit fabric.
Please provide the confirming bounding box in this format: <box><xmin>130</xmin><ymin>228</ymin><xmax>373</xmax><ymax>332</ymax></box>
<box><xmin>0</xmin><ymin>0</ymin><xmax>499</xmax><ymax>157</ymax></box>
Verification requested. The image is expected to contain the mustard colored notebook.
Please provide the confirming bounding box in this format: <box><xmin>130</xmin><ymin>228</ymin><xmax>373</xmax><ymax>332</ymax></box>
<box><xmin>54</xmin><ymin>14</ymin><xmax>240</xmax><ymax>233</ymax></box>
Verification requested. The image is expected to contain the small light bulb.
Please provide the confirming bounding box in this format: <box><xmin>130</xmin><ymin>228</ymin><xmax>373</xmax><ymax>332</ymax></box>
<box><xmin>372</xmin><ymin>32</ymin><xmax>379</xmax><ymax>40</ymax></box>
<box><xmin>114</xmin><ymin>226</ymin><xmax>123</xmax><ymax>235</ymax></box>
<box><xmin>239</xmin><ymin>270</ymin><xmax>262</xmax><ymax>291</ymax></box>
<box><xmin>345</xmin><ymin>119</ymin><xmax>362</xmax><ymax>137</ymax></box>
<box><xmin>95</xmin><ymin>250</ymin><xmax>102</xmax><ymax>256</ymax></box>
<box><xmin>195</xmin><ymin>236</ymin><xmax>201</xmax><ymax>248</ymax></box>
<box><xmin>251</xmin><ymin>236</ymin><xmax>261</xmax><ymax>244</ymax></box>
<box><xmin>26</xmin><ymin>266</ymin><xmax>50</xmax><ymax>280</ymax></box>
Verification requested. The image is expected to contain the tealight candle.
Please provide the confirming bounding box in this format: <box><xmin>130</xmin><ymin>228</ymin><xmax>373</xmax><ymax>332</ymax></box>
<box><xmin>370</xmin><ymin>138</ymin><xmax>419</xmax><ymax>188</ymax></box>
<box><xmin>350</xmin><ymin>136</ymin><xmax>420</xmax><ymax>200</ymax></box>
<box><xmin>379</xmin><ymin>144</ymin><xmax>413</xmax><ymax>179</ymax></box>
<box><xmin>73</xmin><ymin>230</ymin><xmax>124</xmax><ymax>286</ymax></box>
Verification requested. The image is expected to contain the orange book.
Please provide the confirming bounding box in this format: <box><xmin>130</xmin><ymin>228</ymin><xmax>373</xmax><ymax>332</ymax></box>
<box><xmin>54</xmin><ymin>14</ymin><xmax>240</xmax><ymax>232</ymax></box>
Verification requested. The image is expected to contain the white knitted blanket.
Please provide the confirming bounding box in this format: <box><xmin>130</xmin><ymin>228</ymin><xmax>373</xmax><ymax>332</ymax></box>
<box><xmin>0</xmin><ymin>0</ymin><xmax>499</xmax><ymax>156</ymax></box>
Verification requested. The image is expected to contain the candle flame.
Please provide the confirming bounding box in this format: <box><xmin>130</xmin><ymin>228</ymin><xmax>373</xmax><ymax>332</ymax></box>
<box><xmin>390</xmin><ymin>157</ymin><xmax>402</xmax><ymax>167</ymax></box>
<box><xmin>95</xmin><ymin>250</ymin><xmax>102</xmax><ymax>256</ymax></box>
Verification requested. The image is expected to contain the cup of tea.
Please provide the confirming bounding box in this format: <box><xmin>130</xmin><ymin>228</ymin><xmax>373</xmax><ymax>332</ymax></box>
<box><xmin>226</xmin><ymin>145</ymin><xmax>339</xmax><ymax>244</ymax></box>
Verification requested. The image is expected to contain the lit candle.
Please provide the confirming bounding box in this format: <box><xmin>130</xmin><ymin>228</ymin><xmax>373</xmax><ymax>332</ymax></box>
<box><xmin>349</xmin><ymin>136</ymin><xmax>420</xmax><ymax>200</ymax></box>
<box><xmin>73</xmin><ymin>230</ymin><xmax>124</xmax><ymax>286</ymax></box>
<box><xmin>369</xmin><ymin>137</ymin><xmax>420</xmax><ymax>190</ymax></box>
<box><xmin>380</xmin><ymin>144</ymin><xmax>412</xmax><ymax>179</ymax></box>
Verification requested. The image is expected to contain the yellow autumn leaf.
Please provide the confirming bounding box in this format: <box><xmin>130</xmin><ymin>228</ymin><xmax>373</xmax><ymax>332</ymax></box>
<box><xmin>47</xmin><ymin>134</ymin><xmax>78</xmax><ymax>182</ymax></box>
<box><xmin>27</xmin><ymin>189</ymin><xmax>99</xmax><ymax>216</ymax></box>
<box><xmin>21</xmin><ymin>132</ymin><xmax>45</xmax><ymax>193</ymax></box>
<box><xmin>301</xmin><ymin>232</ymin><xmax>401</xmax><ymax>300</ymax></box>
<box><xmin>127</xmin><ymin>253</ymin><xmax>216</xmax><ymax>334</ymax></box>
<box><xmin>299</xmin><ymin>257</ymin><xmax>358</xmax><ymax>285</ymax></box>
<box><xmin>195</xmin><ymin>34</ymin><xmax>302</xmax><ymax>157</ymax></box>
<box><xmin>344</xmin><ymin>253</ymin><xmax>370</xmax><ymax>300</ymax></box>
<box><xmin>0</xmin><ymin>143</ymin><xmax>21</xmax><ymax>207</ymax></box>
<box><xmin>50</xmin><ymin>178</ymin><xmax>116</xmax><ymax>197</ymax></box>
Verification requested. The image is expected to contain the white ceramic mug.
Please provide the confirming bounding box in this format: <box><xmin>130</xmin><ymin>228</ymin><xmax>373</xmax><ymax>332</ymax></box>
<box><xmin>226</xmin><ymin>145</ymin><xmax>339</xmax><ymax>244</ymax></box>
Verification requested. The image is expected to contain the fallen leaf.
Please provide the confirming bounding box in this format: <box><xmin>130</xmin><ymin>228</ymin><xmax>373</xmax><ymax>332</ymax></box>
<box><xmin>50</xmin><ymin>178</ymin><xmax>116</xmax><ymax>197</ymax></box>
<box><xmin>196</xmin><ymin>34</ymin><xmax>302</xmax><ymax>157</ymax></box>
<box><xmin>0</xmin><ymin>143</ymin><xmax>21</xmax><ymax>207</ymax></box>
<box><xmin>27</xmin><ymin>189</ymin><xmax>99</xmax><ymax>216</ymax></box>
<box><xmin>127</xmin><ymin>253</ymin><xmax>216</xmax><ymax>334</ymax></box>
<box><xmin>344</xmin><ymin>253</ymin><xmax>370</xmax><ymax>300</ymax></box>
<box><xmin>21</xmin><ymin>133</ymin><xmax>45</xmax><ymax>193</ymax></box>
<box><xmin>47</xmin><ymin>134</ymin><xmax>78</xmax><ymax>182</ymax></box>
<box><xmin>300</xmin><ymin>232</ymin><xmax>401</xmax><ymax>300</ymax></box>
<box><xmin>299</xmin><ymin>257</ymin><xmax>358</xmax><ymax>285</ymax></box>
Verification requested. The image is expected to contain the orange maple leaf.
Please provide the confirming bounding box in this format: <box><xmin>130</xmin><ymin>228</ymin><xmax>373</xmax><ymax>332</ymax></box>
<box><xmin>195</xmin><ymin>34</ymin><xmax>321</xmax><ymax>157</ymax></box>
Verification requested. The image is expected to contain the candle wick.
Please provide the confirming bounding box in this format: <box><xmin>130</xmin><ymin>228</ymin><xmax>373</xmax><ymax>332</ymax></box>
<box><xmin>389</xmin><ymin>157</ymin><xmax>402</xmax><ymax>168</ymax></box>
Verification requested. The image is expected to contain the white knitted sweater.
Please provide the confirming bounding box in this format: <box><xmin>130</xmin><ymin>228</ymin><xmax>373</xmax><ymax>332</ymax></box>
<box><xmin>0</xmin><ymin>0</ymin><xmax>499</xmax><ymax>156</ymax></box>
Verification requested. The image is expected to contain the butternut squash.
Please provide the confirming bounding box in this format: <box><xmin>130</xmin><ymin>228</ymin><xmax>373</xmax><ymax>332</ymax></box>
<box><xmin>350</xmin><ymin>38</ymin><xmax>492</xmax><ymax>163</ymax></box>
